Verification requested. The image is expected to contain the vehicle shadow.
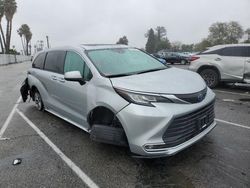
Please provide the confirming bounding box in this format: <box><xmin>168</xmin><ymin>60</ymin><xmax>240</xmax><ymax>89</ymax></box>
<box><xmin>89</xmin><ymin>132</ymin><xmax>215</xmax><ymax>188</ymax></box>
<box><xmin>216</xmin><ymin>83</ymin><xmax>250</xmax><ymax>92</ymax></box>
<box><xmin>132</xmin><ymin>137</ymin><xmax>215</xmax><ymax>188</ymax></box>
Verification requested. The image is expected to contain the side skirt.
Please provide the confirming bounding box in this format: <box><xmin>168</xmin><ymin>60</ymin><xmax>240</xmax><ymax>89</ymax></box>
<box><xmin>45</xmin><ymin>108</ymin><xmax>90</xmax><ymax>133</ymax></box>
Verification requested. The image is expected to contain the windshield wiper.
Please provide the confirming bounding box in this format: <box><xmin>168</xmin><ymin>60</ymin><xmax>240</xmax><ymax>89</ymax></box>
<box><xmin>107</xmin><ymin>67</ymin><xmax>166</xmax><ymax>78</ymax></box>
<box><xmin>107</xmin><ymin>73</ymin><xmax>133</xmax><ymax>78</ymax></box>
<box><xmin>135</xmin><ymin>67</ymin><xmax>166</xmax><ymax>75</ymax></box>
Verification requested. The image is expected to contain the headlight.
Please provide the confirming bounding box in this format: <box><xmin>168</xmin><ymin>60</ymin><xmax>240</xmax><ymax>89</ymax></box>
<box><xmin>115</xmin><ymin>88</ymin><xmax>172</xmax><ymax>107</ymax></box>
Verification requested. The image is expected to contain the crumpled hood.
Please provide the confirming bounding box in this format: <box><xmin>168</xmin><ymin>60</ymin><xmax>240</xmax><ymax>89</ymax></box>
<box><xmin>110</xmin><ymin>67</ymin><xmax>206</xmax><ymax>94</ymax></box>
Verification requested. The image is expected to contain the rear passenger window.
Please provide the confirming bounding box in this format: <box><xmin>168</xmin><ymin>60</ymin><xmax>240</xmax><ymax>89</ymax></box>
<box><xmin>220</xmin><ymin>47</ymin><xmax>246</xmax><ymax>57</ymax></box>
<box><xmin>64</xmin><ymin>51</ymin><xmax>92</xmax><ymax>81</ymax></box>
<box><xmin>44</xmin><ymin>51</ymin><xmax>66</xmax><ymax>74</ymax></box>
<box><xmin>32</xmin><ymin>53</ymin><xmax>46</xmax><ymax>69</ymax></box>
<box><xmin>243</xmin><ymin>47</ymin><xmax>250</xmax><ymax>57</ymax></box>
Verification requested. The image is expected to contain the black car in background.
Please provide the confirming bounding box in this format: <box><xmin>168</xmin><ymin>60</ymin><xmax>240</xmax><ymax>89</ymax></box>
<box><xmin>157</xmin><ymin>52</ymin><xmax>190</xmax><ymax>65</ymax></box>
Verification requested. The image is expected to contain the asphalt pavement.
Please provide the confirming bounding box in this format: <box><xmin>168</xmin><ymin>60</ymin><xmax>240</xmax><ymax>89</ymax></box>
<box><xmin>0</xmin><ymin>62</ymin><xmax>249</xmax><ymax>188</ymax></box>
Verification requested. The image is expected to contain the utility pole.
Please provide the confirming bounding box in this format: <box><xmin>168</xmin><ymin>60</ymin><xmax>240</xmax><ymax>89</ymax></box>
<box><xmin>46</xmin><ymin>36</ymin><xmax>50</xmax><ymax>49</ymax></box>
<box><xmin>34</xmin><ymin>45</ymin><xmax>37</xmax><ymax>54</ymax></box>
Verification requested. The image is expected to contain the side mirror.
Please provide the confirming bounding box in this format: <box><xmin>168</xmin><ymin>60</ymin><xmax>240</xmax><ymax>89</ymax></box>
<box><xmin>64</xmin><ymin>71</ymin><xmax>85</xmax><ymax>85</ymax></box>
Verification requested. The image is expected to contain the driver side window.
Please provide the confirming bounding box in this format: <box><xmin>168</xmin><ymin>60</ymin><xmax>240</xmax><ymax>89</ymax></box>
<box><xmin>64</xmin><ymin>51</ymin><xmax>92</xmax><ymax>80</ymax></box>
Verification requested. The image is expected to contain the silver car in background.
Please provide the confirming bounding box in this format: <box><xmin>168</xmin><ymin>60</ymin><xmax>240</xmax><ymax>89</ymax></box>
<box><xmin>21</xmin><ymin>44</ymin><xmax>216</xmax><ymax>157</ymax></box>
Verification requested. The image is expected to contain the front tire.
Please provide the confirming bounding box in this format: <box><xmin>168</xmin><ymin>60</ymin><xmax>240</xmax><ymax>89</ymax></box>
<box><xmin>199</xmin><ymin>69</ymin><xmax>219</xmax><ymax>88</ymax></box>
<box><xmin>34</xmin><ymin>90</ymin><xmax>44</xmax><ymax>111</ymax></box>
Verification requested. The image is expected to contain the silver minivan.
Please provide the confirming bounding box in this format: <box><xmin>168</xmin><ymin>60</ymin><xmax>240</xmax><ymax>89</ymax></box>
<box><xmin>21</xmin><ymin>44</ymin><xmax>216</xmax><ymax>157</ymax></box>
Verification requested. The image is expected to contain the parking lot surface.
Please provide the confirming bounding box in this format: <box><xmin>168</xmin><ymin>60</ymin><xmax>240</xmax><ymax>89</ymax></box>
<box><xmin>0</xmin><ymin>62</ymin><xmax>249</xmax><ymax>188</ymax></box>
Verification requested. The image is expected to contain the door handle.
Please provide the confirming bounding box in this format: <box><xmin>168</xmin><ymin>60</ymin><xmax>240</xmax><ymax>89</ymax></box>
<box><xmin>215</xmin><ymin>58</ymin><xmax>221</xmax><ymax>61</ymax></box>
<box><xmin>246</xmin><ymin>59</ymin><xmax>250</xmax><ymax>63</ymax></box>
<box><xmin>51</xmin><ymin>76</ymin><xmax>57</xmax><ymax>81</ymax></box>
<box><xmin>57</xmin><ymin>77</ymin><xmax>65</xmax><ymax>83</ymax></box>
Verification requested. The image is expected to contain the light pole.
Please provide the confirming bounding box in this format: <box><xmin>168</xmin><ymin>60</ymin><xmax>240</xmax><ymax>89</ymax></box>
<box><xmin>13</xmin><ymin>45</ymin><xmax>17</xmax><ymax>63</ymax></box>
<box><xmin>46</xmin><ymin>36</ymin><xmax>50</xmax><ymax>49</ymax></box>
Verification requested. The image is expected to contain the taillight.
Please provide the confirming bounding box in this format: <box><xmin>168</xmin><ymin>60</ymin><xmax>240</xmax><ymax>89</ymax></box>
<box><xmin>190</xmin><ymin>56</ymin><xmax>200</xmax><ymax>62</ymax></box>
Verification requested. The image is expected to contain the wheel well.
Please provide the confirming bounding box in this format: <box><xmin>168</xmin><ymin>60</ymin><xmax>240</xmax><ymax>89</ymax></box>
<box><xmin>197</xmin><ymin>65</ymin><xmax>221</xmax><ymax>80</ymax></box>
<box><xmin>88</xmin><ymin>107</ymin><xmax>129</xmax><ymax>147</ymax></box>
<box><xmin>88</xmin><ymin>106</ymin><xmax>122</xmax><ymax>128</ymax></box>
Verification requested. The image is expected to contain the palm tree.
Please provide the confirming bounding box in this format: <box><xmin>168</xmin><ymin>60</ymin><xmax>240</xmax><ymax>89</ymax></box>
<box><xmin>245</xmin><ymin>28</ymin><xmax>250</xmax><ymax>41</ymax></box>
<box><xmin>4</xmin><ymin>0</ymin><xmax>17</xmax><ymax>53</ymax></box>
<box><xmin>17</xmin><ymin>24</ymin><xmax>32</xmax><ymax>55</ymax></box>
<box><xmin>25</xmin><ymin>31</ymin><xmax>32</xmax><ymax>55</ymax></box>
<box><xmin>17</xmin><ymin>28</ymin><xmax>25</xmax><ymax>54</ymax></box>
<box><xmin>0</xmin><ymin>0</ymin><xmax>5</xmax><ymax>53</ymax></box>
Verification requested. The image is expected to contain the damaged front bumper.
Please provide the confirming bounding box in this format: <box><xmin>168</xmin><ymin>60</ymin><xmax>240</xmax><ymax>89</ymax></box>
<box><xmin>117</xmin><ymin>88</ymin><xmax>216</xmax><ymax>157</ymax></box>
<box><xmin>20</xmin><ymin>78</ymin><xmax>30</xmax><ymax>102</ymax></box>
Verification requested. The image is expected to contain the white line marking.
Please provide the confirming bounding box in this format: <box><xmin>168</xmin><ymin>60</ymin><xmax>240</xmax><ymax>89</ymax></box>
<box><xmin>16</xmin><ymin>108</ymin><xmax>99</xmax><ymax>188</ymax></box>
<box><xmin>215</xmin><ymin>118</ymin><xmax>250</xmax><ymax>130</ymax></box>
<box><xmin>214</xmin><ymin>90</ymin><xmax>250</xmax><ymax>97</ymax></box>
<box><xmin>0</xmin><ymin>97</ymin><xmax>21</xmax><ymax>138</ymax></box>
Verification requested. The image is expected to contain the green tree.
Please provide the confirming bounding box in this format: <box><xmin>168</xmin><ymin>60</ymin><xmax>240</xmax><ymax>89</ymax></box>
<box><xmin>181</xmin><ymin>44</ymin><xmax>194</xmax><ymax>52</ymax></box>
<box><xmin>155</xmin><ymin>38</ymin><xmax>171</xmax><ymax>52</ymax></box>
<box><xmin>194</xmin><ymin>39</ymin><xmax>211</xmax><ymax>52</ymax></box>
<box><xmin>155</xmin><ymin>26</ymin><xmax>166</xmax><ymax>41</ymax></box>
<box><xmin>17</xmin><ymin>27</ymin><xmax>25</xmax><ymax>53</ymax></box>
<box><xmin>4</xmin><ymin>0</ymin><xmax>17</xmax><ymax>53</ymax></box>
<box><xmin>0</xmin><ymin>0</ymin><xmax>5</xmax><ymax>53</ymax></box>
<box><xmin>207</xmin><ymin>21</ymin><xmax>243</xmax><ymax>45</ymax></box>
<box><xmin>207</xmin><ymin>22</ymin><xmax>228</xmax><ymax>45</ymax></box>
<box><xmin>227</xmin><ymin>21</ymin><xmax>244</xmax><ymax>44</ymax></box>
<box><xmin>145</xmin><ymin>28</ymin><xmax>156</xmax><ymax>53</ymax></box>
<box><xmin>145</xmin><ymin>26</ymin><xmax>170</xmax><ymax>52</ymax></box>
<box><xmin>116</xmin><ymin>36</ymin><xmax>128</xmax><ymax>45</ymax></box>
<box><xmin>171</xmin><ymin>41</ymin><xmax>182</xmax><ymax>52</ymax></box>
<box><xmin>244</xmin><ymin>28</ymin><xmax>250</xmax><ymax>43</ymax></box>
<box><xmin>17</xmin><ymin>24</ymin><xmax>32</xmax><ymax>55</ymax></box>
<box><xmin>245</xmin><ymin>28</ymin><xmax>250</xmax><ymax>38</ymax></box>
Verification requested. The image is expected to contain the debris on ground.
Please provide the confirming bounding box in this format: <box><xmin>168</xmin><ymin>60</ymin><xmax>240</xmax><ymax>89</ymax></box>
<box><xmin>12</xmin><ymin>158</ymin><xmax>22</xmax><ymax>166</ymax></box>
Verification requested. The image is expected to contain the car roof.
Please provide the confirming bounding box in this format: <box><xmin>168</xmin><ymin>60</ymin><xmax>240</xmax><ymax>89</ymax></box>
<box><xmin>33</xmin><ymin>44</ymin><xmax>130</xmax><ymax>57</ymax></box>
<box><xmin>80</xmin><ymin>44</ymin><xmax>129</xmax><ymax>50</ymax></box>
<box><xmin>209</xmin><ymin>43</ymin><xmax>250</xmax><ymax>50</ymax></box>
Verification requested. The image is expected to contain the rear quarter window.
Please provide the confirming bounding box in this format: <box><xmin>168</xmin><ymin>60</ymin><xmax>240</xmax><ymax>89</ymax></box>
<box><xmin>32</xmin><ymin>53</ymin><xmax>46</xmax><ymax>69</ymax></box>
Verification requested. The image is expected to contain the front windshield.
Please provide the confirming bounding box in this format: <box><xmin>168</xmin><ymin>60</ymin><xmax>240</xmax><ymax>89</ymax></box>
<box><xmin>86</xmin><ymin>48</ymin><xmax>167</xmax><ymax>77</ymax></box>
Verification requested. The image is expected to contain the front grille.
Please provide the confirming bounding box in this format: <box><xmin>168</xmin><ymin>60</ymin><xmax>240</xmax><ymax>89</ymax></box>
<box><xmin>162</xmin><ymin>100</ymin><xmax>215</xmax><ymax>147</ymax></box>
<box><xmin>174</xmin><ymin>87</ymin><xmax>207</xmax><ymax>103</ymax></box>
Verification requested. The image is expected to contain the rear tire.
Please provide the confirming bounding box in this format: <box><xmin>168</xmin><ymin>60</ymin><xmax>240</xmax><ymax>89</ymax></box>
<box><xmin>181</xmin><ymin>60</ymin><xmax>187</xmax><ymax>65</ymax></box>
<box><xmin>34</xmin><ymin>90</ymin><xmax>44</xmax><ymax>111</ymax></box>
<box><xmin>199</xmin><ymin>69</ymin><xmax>219</xmax><ymax>88</ymax></box>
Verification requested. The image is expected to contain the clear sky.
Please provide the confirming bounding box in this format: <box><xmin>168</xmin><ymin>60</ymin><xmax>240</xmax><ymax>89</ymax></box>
<box><xmin>2</xmin><ymin>0</ymin><xmax>250</xmax><ymax>52</ymax></box>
